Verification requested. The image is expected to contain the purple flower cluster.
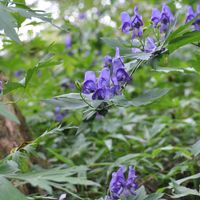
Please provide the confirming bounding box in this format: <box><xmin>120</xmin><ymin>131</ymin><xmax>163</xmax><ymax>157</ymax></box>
<box><xmin>107</xmin><ymin>166</ymin><xmax>137</xmax><ymax>200</ymax></box>
<box><xmin>120</xmin><ymin>4</ymin><xmax>174</xmax><ymax>39</ymax></box>
<box><xmin>82</xmin><ymin>47</ymin><xmax>131</xmax><ymax>100</ymax></box>
<box><xmin>151</xmin><ymin>4</ymin><xmax>174</xmax><ymax>33</ymax></box>
<box><xmin>185</xmin><ymin>5</ymin><xmax>200</xmax><ymax>30</ymax></box>
<box><xmin>54</xmin><ymin>106</ymin><xmax>67</xmax><ymax>122</ymax></box>
<box><xmin>120</xmin><ymin>6</ymin><xmax>143</xmax><ymax>39</ymax></box>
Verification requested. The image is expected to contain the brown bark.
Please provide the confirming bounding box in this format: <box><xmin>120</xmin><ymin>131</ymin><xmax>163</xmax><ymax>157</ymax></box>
<box><xmin>0</xmin><ymin>74</ymin><xmax>31</xmax><ymax>158</ymax></box>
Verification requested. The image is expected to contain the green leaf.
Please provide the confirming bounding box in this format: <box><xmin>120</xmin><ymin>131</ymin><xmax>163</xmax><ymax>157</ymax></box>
<box><xmin>0</xmin><ymin>103</ymin><xmax>20</xmax><ymax>124</ymax></box>
<box><xmin>191</xmin><ymin>140</ymin><xmax>200</xmax><ymax>157</ymax></box>
<box><xmin>168</xmin><ymin>31</ymin><xmax>200</xmax><ymax>53</ymax></box>
<box><xmin>0</xmin><ymin>177</ymin><xmax>28</xmax><ymax>200</ymax></box>
<box><xmin>44</xmin><ymin>93</ymin><xmax>88</xmax><ymax>110</ymax></box>
<box><xmin>3</xmin><ymin>81</ymin><xmax>24</xmax><ymax>94</ymax></box>
<box><xmin>144</xmin><ymin>193</ymin><xmax>164</xmax><ymax>200</ymax></box>
<box><xmin>114</xmin><ymin>88</ymin><xmax>170</xmax><ymax>107</ymax></box>
<box><xmin>0</xmin><ymin>5</ymin><xmax>20</xmax><ymax>43</ymax></box>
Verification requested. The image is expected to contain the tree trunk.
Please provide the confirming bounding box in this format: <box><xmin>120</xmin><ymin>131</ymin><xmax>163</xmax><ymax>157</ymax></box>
<box><xmin>0</xmin><ymin>75</ymin><xmax>31</xmax><ymax>159</ymax></box>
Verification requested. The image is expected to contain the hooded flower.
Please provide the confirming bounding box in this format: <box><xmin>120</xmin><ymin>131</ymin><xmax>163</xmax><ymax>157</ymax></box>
<box><xmin>104</xmin><ymin>55</ymin><xmax>112</xmax><ymax>67</ymax></box>
<box><xmin>54</xmin><ymin>106</ymin><xmax>66</xmax><ymax>122</ymax></box>
<box><xmin>65</xmin><ymin>34</ymin><xmax>72</xmax><ymax>49</ymax></box>
<box><xmin>82</xmin><ymin>71</ymin><xmax>97</xmax><ymax>94</ymax></box>
<box><xmin>185</xmin><ymin>5</ymin><xmax>200</xmax><ymax>31</ymax></box>
<box><xmin>109</xmin><ymin>166</ymin><xmax>126</xmax><ymax>199</ymax></box>
<box><xmin>185</xmin><ymin>6</ymin><xmax>196</xmax><ymax>23</ymax></box>
<box><xmin>124</xmin><ymin>166</ymin><xmax>138</xmax><ymax>197</ymax></box>
<box><xmin>132</xmin><ymin>48</ymin><xmax>142</xmax><ymax>53</ymax></box>
<box><xmin>144</xmin><ymin>37</ymin><xmax>157</xmax><ymax>53</ymax></box>
<box><xmin>108</xmin><ymin>166</ymin><xmax>137</xmax><ymax>200</ymax></box>
<box><xmin>151</xmin><ymin>8</ymin><xmax>161</xmax><ymax>28</ymax></box>
<box><xmin>112</xmin><ymin>48</ymin><xmax>131</xmax><ymax>85</ymax></box>
<box><xmin>160</xmin><ymin>4</ymin><xmax>174</xmax><ymax>33</ymax></box>
<box><xmin>92</xmin><ymin>68</ymin><xmax>113</xmax><ymax>100</ymax></box>
<box><xmin>121</xmin><ymin>11</ymin><xmax>131</xmax><ymax>33</ymax></box>
<box><xmin>131</xmin><ymin>6</ymin><xmax>143</xmax><ymax>39</ymax></box>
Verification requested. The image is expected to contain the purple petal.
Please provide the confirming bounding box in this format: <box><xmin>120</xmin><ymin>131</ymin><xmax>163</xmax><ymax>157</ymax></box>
<box><xmin>98</xmin><ymin>68</ymin><xmax>111</xmax><ymax>88</ymax></box>
<box><xmin>121</xmin><ymin>12</ymin><xmax>131</xmax><ymax>33</ymax></box>
<box><xmin>144</xmin><ymin>37</ymin><xmax>156</xmax><ymax>53</ymax></box>
<box><xmin>185</xmin><ymin>6</ymin><xmax>196</xmax><ymax>23</ymax></box>
<box><xmin>132</xmin><ymin>48</ymin><xmax>142</xmax><ymax>53</ymax></box>
<box><xmin>151</xmin><ymin>8</ymin><xmax>161</xmax><ymax>28</ymax></box>
<box><xmin>104</xmin><ymin>55</ymin><xmax>112</xmax><ymax>67</ymax></box>
<box><xmin>65</xmin><ymin>34</ymin><xmax>72</xmax><ymax>49</ymax></box>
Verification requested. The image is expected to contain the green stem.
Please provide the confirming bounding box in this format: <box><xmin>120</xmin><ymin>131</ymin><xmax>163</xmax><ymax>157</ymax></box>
<box><xmin>80</xmin><ymin>92</ymin><xmax>94</xmax><ymax>109</ymax></box>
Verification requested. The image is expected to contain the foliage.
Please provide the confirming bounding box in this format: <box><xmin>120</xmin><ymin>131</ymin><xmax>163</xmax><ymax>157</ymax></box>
<box><xmin>0</xmin><ymin>0</ymin><xmax>200</xmax><ymax>200</ymax></box>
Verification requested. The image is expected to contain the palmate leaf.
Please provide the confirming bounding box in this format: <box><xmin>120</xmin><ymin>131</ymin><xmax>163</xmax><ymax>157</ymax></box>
<box><xmin>6</xmin><ymin>166</ymin><xmax>100</xmax><ymax>198</ymax></box>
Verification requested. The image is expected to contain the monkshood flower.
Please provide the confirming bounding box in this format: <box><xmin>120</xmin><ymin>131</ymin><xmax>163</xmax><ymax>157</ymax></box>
<box><xmin>65</xmin><ymin>34</ymin><xmax>72</xmax><ymax>49</ymax></box>
<box><xmin>132</xmin><ymin>48</ymin><xmax>142</xmax><ymax>53</ymax></box>
<box><xmin>14</xmin><ymin>70</ymin><xmax>23</xmax><ymax>78</ymax></box>
<box><xmin>144</xmin><ymin>37</ymin><xmax>157</xmax><ymax>53</ymax></box>
<box><xmin>185</xmin><ymin>6</ymin><xmax>196</xmax><ymax>23</ymax></box>
<box><xmin>121</xmin><ymin>11</ymin><xmax>131</xmax><ymax>33</ymax></box>
<box><xmin>54</xmin><ymin>106</ymin><xmax>66</xmax><ymax>122</ymax></box>
<box><xmin>112</xmin><ymin>47</ymin><xmax>131</xmax><ymax>85</ymax></box>
<box><xmin>104</xmin><ymin>55</ymin><xmax>112</xmax><ymax>67</ymax></box>
<box><xmin>120</xmin><ymin>6</ymin><xmax>143</xmax><ymax>38</ymax></box>
<box><xmin>160</xmin><ymin>4</ymin><xmax>174</xmax><ymax>33</ymax></box>
<box><xmin>108</xmin><ymin>166</ymin><xmax>137</xmax><ymax>200</ymax></box>
<box><xmin>82</xmin><ymin>48</ymin><xmax>130</xmax><ymax>101</ymax></box>
<box><xmin>185</xmin><ymin>5</ymin><xmax>200</xmax><ymax>31</ymax></box>
<box><xmin>0</xmin><ymin>80</ymin><xmax>2</xmax><ymax>94</ymax></box>
<box><xmin>151</xmin><ymin>8</ymin><xmax>161</xmax><ymax>28</ymax></box>
<box><xmin>131</xmin><ymin>6</ymin><xmax>143</xmax><ymax>39</ymax></box>
<box><xmin>82</xmin><ymin>71</ymin><xmax>97</xmax><ymax>94</ymax></box>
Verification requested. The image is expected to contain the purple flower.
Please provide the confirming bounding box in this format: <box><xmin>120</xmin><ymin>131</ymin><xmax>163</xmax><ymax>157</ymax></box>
<box><xmin>82</xmin><ymin>71</ymin><xmax>97</xmax><ymax>94</ymax></box>
<box><xmin>144</xmin><ymin>37</ymin><xmax>157</xmax><ymax>53</ymax></box>
<box><xmin>15</xmin><ymin>70</ymin><xmax>23</xmax><ymax>78</ymax></box>
<box><xmin>0</xmin><ymin>80</ymin><xmax>2</xmax><ymax>94</ymax></box>
<box><xmin>98</xmin><ymin>68</ymin><xmax>110</xmax><ymax>89</ymax></box>
<box><xmin>59</xmin><ymin>193</ymin><xmax>67</xmax><ymax>200</ymax></box>
<box><xmin>109</xmin><ymin>166</ymin><xmax>126</xmax><ymax>199</ymax></box>
<box><xmin>112</xmin><ymin>48</ymin><xmax>131</xmax><ymax>85</ymax></box>
<box><xmin>151</xmin><ymin>8</ymin><xmax>161</xmax><ymax>28</ymax></box>
<box><xmin>54</xmin><ymin>106</ymin><xmax>66</xmax><ymax>122</ymax></box>
<box><xmin>131</xmin><ymin>6</ymin><xmax>143</xmax><ymax>39</ymax></box>
<box><xmin>92</xmin><ymin>88</ymin><xmax>112</xmax><ymax>100</ymax></box>
<box><xmin>121</xmin><ymin>12</ymin><xmax>131</xmax><ymax>33</ymax></box>
<box><xmin>132</xmin><ymin>48</ymin><xmax>142</xmax><ymax>53</ymax></box>
<box><xmin>79</xmin><ymin>12</ymin><xmax>86</xmax><ymax>20</ymax></box>
<box><xmin>124</xmin><ymin>166</ymin><xmax>138</xmax><ymax>197</ymax></box>
<box><xmin>194</xmin><ymin>5</ymin><xmax>200</xmax><ymax>30</ymax></box>
<box><xmin>185</xmin><ymin>6</ymin><xmax>196</xmax><ymax>23</ymax></box>
<box><xmin>108</xmin><ymin>166</ymin><xmax>137</xmax><ymax>199</ymax></box>
<box><xmin>160</xmin><ymin>4</ymin><xmax>174</xmax><ymax>33</ymax></box>
<box><xmin>65</xmin><ymin>34</ymin><xmax>72</xmax><ymax>49</ymax></box>
<box><xmin>104</xmin><ymin>55</ymin><xmax>112</xmax><ymax>67</ymax></box>
<box><xmin>185</xmin><ymin>5</ymin><xmax>200</xmax><ymax>31</ymax></box>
